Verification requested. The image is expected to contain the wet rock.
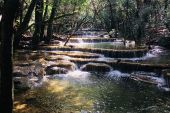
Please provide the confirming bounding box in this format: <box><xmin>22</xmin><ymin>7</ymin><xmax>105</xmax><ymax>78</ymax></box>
<box><xmin>45</xmin><ymin>55</ymin><xmax>69</xmax><ymax>61</ymax></box>
<box><xmin>45</xmin><ymin>60</ymin><xmax>77</xmax><ymax>75</ymax></box>
<box><xmin>13</xmin><ymin>72</ymin><xmax>26</xmax><ymax>77</ymax></box>
<box><xmin>162</xmin><ymin>69</ymin><xmax>170</xmax><ymax>87</ymax></box>
<box><xmin>70</xmin><ymin>58</ymin><xmax>170</xmax><ymax>72</ymax></box>
<box><xmin>45</xmin><ymin>66</ymin><xmax>68</xmax><ymax>75</ymax></box>
<box><xmin>13</xmin><ymin>77</ymin><xmax>31</xmax><ymax>90</ymax></box>
<box><xmin>130</xmin><ymin>73</ymin><xmax>159</xmax><ymax>85</ymax></box>
<box><xmin>55</xmin><ymin>60</ymin><xmax>77</xmax><ymax>71</ymax></box>
<box><xmin>39</xmin><ymin>46</ymin><xmax>148</xmax><ymax>58</ymax></box>
<box><xmin>13</xmin><ymin>66</ymin><xmax>35</xmax><ymax>75</ymax></box>
<box><xmin>47</xmin><ymin>51</ymin><xmax>101</xmax><ymax>59</ymax></box>
<box><xmin>80</xmin><ymin>63</ymin><xmax>112</xmax><ymax>72</ymax></box>
<box><xmin>15</xmin><ymin>63</ymin><xmax>33</xmax><ymax>67</ymax></box>
<box><xmin>69</xmin><ymin>38</ymin><xmax>116</xmax><ymax>43</ymax></box>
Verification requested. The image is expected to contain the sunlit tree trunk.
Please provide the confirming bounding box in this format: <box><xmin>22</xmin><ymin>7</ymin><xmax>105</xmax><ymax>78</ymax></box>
<box><xmin>0</xmin><ymin>0</ymin><xmax>19</xmax><ymax>113</ymax></box>
<box><xmin>135</xmin><ymin>0</ymin><xmax>144</xmax><ymax>44</ymax></box>
<box><xmin>107</xmin><ymin>0</ymin><xmax>114</xmax><ymax>30</ymax></box>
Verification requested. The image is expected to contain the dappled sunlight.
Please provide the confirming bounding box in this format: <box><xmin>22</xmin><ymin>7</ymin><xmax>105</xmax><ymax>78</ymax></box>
<box><xmin>46</xmin><ymin>80</ymin><xmax>69</xmax><ymax>93</ymax></box>
<box><xmin>14</xmin><ymin>80</ymin><xmax>94</xmax><ymax>113</ymax></box>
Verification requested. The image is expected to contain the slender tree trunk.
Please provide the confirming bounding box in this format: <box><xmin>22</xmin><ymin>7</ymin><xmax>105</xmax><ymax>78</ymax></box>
<box><xmin>45</xmin><ymin>0</ymin><xmax>59</xmax><ymax>44</ymax></box>
<box><xmin>19</xmin><ymin>0</ymin><xmax>24</xmax><ymax>24</ymax></box>
<box><xmin>14</xmin><ymin>0</ymin><xmax>36</xmax><ymax>48</ymax></box>
<box><xmin>32</xmin><ymin>0</ymin><xmax>44</xmax><ymax>47</ymax></box>
<box><xmin>40</xmin><ymin>0</ymin><xmax>48</xmax><ymax>39</ymax></box>
<box><xmin>107</xmin><ymin>0</ymin><xmax>114</xmax><ymax>30</ymax></box>
<box><xmin>164</xmin><ymin>0</ymin><xmax>168</xmax><ymax>10</ymax></box>
<box><xmin>0</xmin><ymin>0</ymin><xmax>19</xmax><ymax>113</ymax></box>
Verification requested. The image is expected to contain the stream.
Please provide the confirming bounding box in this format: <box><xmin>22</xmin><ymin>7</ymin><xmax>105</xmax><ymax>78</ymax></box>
<box><xmin>13</xmin><ymin>32</ymin><xmax>170</xmax><ymax>113</ymax></box>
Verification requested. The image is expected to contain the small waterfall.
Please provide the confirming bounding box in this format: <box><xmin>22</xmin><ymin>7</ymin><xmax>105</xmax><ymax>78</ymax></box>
<box><xmin>107</xmin><ymin>70</ymin><xmax>129</xmax><ymax>79</ymax></box>
<box><xmin>65</xmin><ymin>70</ymin><xmax>91</xmax><ymax>84</ymax></box>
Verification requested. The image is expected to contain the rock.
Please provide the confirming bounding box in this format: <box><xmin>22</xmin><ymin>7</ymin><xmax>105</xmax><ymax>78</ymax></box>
<box><xmin>45</xmin><ymin>60</ymin><xmax>76</xmax><ymax>75</ymax></box>
<box><xmin>15</xmin><ymin>63</ymin><xmax>33</xmax><ymax>67</ymax></box>
<box><xmin>46</xmin><ymin>51</ymin><xmax>101</xmax><ymax>59</ymax></box>
<box><xmin>162</xmin><ymin>69</ymin><xmax>170</xmax><ymax>87</ymax></box>
<box><xmin>13</xmin><ymin>72</ymin><xmax>26</xmax><ymax>77</ymax></box>
<box><xmin>13</xmin><ymin>77</ymin><xmax>30</xmax><ymax>90</ymax></box>
<box><xmin>130</xmin><ymin>73</ymin><xmax>158</xmax><ymax>85</ymax></box>
<box><xmin>45</xmin><ymin>55</ymin><xmax>69</xmax><ymax>61</ymax></box>
<box><xmin>39</xmin><ymin>46</ymin><xmax>148</xmax><ymax>58</ymax></box>
<box><xmin>80</xmin><ymin>63</ymin><xmax>112</xmax><ymax>72</ymax></box>
<box><xmin>55</xmin><ymin>61</ymin><xmax>77</xmax><ymax>71</ymax></box>
<box><xmin>45</xmin><ymin>66</ymin><xmax>68</xmax><ymax>75</ymax></box>
<box><xmin>13</xmin><ymin>66</ymin><xmax>34</xmax><ymax>75</ymax></box>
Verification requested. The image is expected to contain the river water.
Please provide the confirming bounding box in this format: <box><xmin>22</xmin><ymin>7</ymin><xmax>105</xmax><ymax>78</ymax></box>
<box><xmin>13</xmin><ymin>33</ymin><xmax>170</xmax><ymax>113</ymax></box>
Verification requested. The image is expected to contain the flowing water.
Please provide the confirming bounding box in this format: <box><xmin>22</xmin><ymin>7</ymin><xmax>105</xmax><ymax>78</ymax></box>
<box><xmin>13</xmin><ymin>32</ymin><xmax>170</xmax><ymax>113</ymax></box>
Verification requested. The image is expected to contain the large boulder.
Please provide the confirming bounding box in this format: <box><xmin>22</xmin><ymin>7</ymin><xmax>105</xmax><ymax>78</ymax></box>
<box><xmin>80</xmin><ymin>63</ymin><xmax>112</xmax><ymax>72</ymax></box>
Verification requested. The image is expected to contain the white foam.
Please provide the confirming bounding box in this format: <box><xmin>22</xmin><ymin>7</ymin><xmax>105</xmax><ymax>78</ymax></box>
<box><xmin>107</xmin><ymin>70</ymin><xmax>129</xmax><ymax>78</ymax></box>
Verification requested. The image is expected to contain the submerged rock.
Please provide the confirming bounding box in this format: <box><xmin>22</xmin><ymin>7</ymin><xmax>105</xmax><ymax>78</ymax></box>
<box><xmin>80</xmin><ymin>63</ymin><xmax>112</xmax><ymax>72</ymax></box>
<box><xmin>130</xmin><ymin>73</ymin><xmax>160</xmax><ymax>85</ymax></box>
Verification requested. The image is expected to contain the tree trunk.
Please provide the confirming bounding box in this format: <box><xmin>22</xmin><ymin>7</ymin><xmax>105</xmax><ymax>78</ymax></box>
<box><xmin>40</xmin><ymin>0</ymin><xmax>49</xmax><ymax>39</ymax></box>
<box><xmin>45</xmin><ymin>0</ymin><xmax>59</xmax><ymax>44</ymax></box>
<box><xmin>32</xmin><ymin>0</ymin><xmax>44</xmax><ymax>47</ymax></box>
<box><xmin>0</xmin><ymin>0</ymin><xmax>19</xmax><ymax>113</ymax></box>
<box><xmin>19</xmin><ymin>0</ymin><xmax>24</xmax><ymax>24</ymax></box>
<box><xmin>107</xmin><ymin>0</ymin><xmax>115</xmax><ymax>30</ymax></box>
<box><xmin>14</xmin><ymin>0</ymin><xmax>36</xmax><ymax>48</ymax></box>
